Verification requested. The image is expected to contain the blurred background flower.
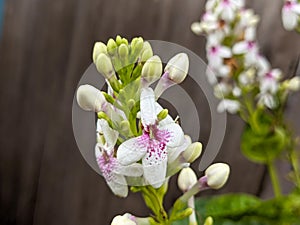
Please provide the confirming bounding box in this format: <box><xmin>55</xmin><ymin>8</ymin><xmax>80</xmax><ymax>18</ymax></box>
<box><xmin>0</xmin><ymin>0</ymin><xmax>299</xmax><ymax>225</ymax></box>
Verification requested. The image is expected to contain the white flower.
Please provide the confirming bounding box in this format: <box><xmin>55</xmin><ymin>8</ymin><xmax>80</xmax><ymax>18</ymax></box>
<box><xmin>215</xmin><ymin>0</ymin><xmax>245</xmax><ymax>22</ymax></box>
<box><xmin>191</xmin><ymin>12</ymin><xmax>219</xmax><ymax>34</ymax></box>
<box><xmin>259</xmin><ymin>69</ymin><xmax>282</xmax><ymax>94</ymax></box>
<box><xmin>282</xmin><ymin>0</ymin><xmax>300</xmax><ymax>31</ymax></box>
<box><xmin>178</xmin><ymin>167</ymin><xmax>198</xmax><ymax>192</ymax></box>
<box><xmin>207</xmin><ymin>34</ymin><xmax>232</xmax><ymax>69</ymax></box>
<box><xmin>111</xmin><ymin>214</ymin><xmax>136</xmax><ymax>225</ymax></box>
<box><xmin>217</xmin><ymin>99</ymin><xmax>240</xmax><ymax>113</ymax></box>
<box><xmin>76</xmin><ymin>84</ymin><xmax>106</xmax><ymax>112</ymax></box>
<box><xmin>257</xmin><ymin>93</ymin><xmax>277</xmax><ymax>109</ymax></box>
<box><xmin>117</xmin><ymin>88</ymin><xmax>185</xmax><ymax>188</ymax></box>
<box><xmin>232</xmin><ymin>27</ymin><xmax>258</xmax><ymax>66</ymax></box>
<box><xmin>237</xmin><ymin>9</ymin><xmax>260</xmax><ymax>28</ymax></box>
<box><xmin>205</xmin><ymin>163</ymin><xmax>230</xmax><ymax>189</ymax></box>
<box><xmin>95</xmin><ymin>119</ymin><xmax>143</xmax><ymax>197</ymax></box>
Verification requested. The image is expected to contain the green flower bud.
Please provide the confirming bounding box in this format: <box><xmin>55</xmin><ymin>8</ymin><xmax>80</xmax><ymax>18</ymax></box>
<box><xmin>93</xmin><ymin>42</ymin><xmax>107</xmax><ymax>63</ymax></box>
<box><xmin>178</xmin><ymin>167</ymin><xmax>197</xmax><ymax>192</ymax></box>
<box><xmin>116</xmin><ymin>35</ymin><xmax>122</xmax><ymax>45</ymax></box>
<box><xmin>165</xmin><ymin>53</ymin><xmax>189</xmax><ymax>84</ymax></box>
<box><xmin>127</xmin><ymin>99</ymin><xmax>136</xmax><ymax>109</ymax></box>
<box><xmin>157</xmin><ymin>109</ymin><xmax>168</xmax><ymax>121</ymax></box>
<box><xmin>107</xmin><ymin>38</ymin><xmax>118</xmax><ymax>56</ymax></box>
<box><xmin>116</xmin><ymin>35</ymin><xmax>129</xmax><ymax>46</ymax></box>
<box><xmin>205</xmin><ymin>163</ymin><xmax>230</xmax><ymax>189</ymax></box>
<box><xmin>140</xmin><ymin>41</ymin><xmax>153</xmax><ymax>62</ymax></box>
<box><xmin>182</xmin><ymin>142</ymin><xmax>202</xmax><ymax>163</ymax></box>
<box><xmin>204</xmin><ymin>216</ymin><xmax>214</xmax><ymax>225</ymax></box>
<box><xmin>140</xmin><ymin>49</ymin><xmax>153</xmax><ymax>62</ymax></box>
<box><xmin>141</xmin><ymin>55</ymin><xmax>162</xmax><ymax>85</ymax></box>
<box><xmin>118</xmin><ymin>43</ymin><xmax>129</xmax><ymax>59</ymax></box>
<box><xmin>131</xmin><ymin>37</ymin><xmax>144</xmax><ymax>56</ymax></box>
<box><xmin>96</xmin><ymin>53</ymin><xmax>116</xmax><ymax>80</ymax></box>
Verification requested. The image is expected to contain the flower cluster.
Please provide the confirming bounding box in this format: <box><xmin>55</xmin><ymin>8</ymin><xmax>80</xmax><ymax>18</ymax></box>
<box><xmin>282</xmin><ymin>0</ymin><xmax>300</xmax><ymax>31</ymax></box>
<box><xmin>76</xmin><ymin>36</ymin><xmax>231</xmax><ymax>225</ymax></box>
<box><xmin>192</xmin><ymin>0</ymin><xmax>300</xmax><ymax>113</ymax></box>
<box><xmin>77</xmin><ymin>36</ymin><xmax>201</xmax><ymax>197</ymax></box>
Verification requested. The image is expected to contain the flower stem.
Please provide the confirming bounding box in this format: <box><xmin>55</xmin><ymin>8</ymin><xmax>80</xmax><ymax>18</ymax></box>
<box><xmin>267</xmin><ymin>161</ymin><xmax>282</xmax><ymax>197</ymax></box>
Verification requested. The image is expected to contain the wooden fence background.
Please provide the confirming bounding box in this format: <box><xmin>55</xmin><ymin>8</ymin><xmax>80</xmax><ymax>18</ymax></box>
<box><xmin>0</xmin><ymin>0</ymin><xmax>300</xmax><ymax>224</ymax></box>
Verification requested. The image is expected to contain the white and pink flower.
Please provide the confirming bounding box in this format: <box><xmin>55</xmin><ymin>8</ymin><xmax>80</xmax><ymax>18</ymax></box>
<box><xmin>117</xmin><ymin>87</ymin><xmax>185</xmax><ymax>188</ymax></box>
<box><xmin>282</xmin><ymin>0</ymin><xmax>300</xmax><ymax>31</ymax></box>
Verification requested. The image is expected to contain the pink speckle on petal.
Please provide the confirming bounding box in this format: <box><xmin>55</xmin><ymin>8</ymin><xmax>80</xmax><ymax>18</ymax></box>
<box><xmin>96</xmin><ymin>151</ymin><xmax>118</xmax><ymax>182</ymax></box>
<box><xmin>210</xmin><ymin>46</ymin><xmax>219</xmax><ymax>55</ymax></box>
<box><xmin>247</xmin><ymin>41</ymin><xmax>255</xmax><ymax>49</ymax></box>
<box><xmin>265</xmin><ymin>72</ymin><xmax>274</xmax><ymax>79</ymax></box>
<box><xmin>138</xmin><ymin>125</ymin><xmax>171</xmax><ymax>165</ymax></box>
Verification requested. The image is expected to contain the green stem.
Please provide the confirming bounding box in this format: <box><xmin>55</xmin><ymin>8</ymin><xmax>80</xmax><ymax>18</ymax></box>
<box><xmin>289</xmin><ymin>145</ymin><xmax>300</xmax><ymax>189</ymax></box>
<box><xmin>267</xmin><ymin>161</ymin><xmax>282</xmax><ymax>197</ymax></box>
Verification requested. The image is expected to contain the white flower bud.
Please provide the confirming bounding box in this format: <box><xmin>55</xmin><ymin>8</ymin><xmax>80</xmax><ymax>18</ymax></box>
<box><xmin>93</xmin><ymin>42</ymin><xmax>107</xmax><ymax>63</ymax></box>
<box><xmin>141</xmin><ymin>55</ymin><xmax>162</xmax><ymax>85</ymax></box>
<box><xmin>76</xmin><ymin>84</ymin><xmax>106</xmax><ymax>112</ymax></box>
<box><xmin>95</xmin><ymin>53</ymin><xmax>116</xmax><ymax>80</ymax></box>
<box><xmin>165</xmin><ymin>53</ymin><xmax>189</xmax><ymax>84</ymax></box>
<box><xmin>111</xmin><ymin>214</ymin><xmax>136</xmax><ymax>225</ymax></box>
<box><xmin>205</xmin><ymin>163</ymin><xmax>230</xmax><ymax>189</ymax></box>
<box><xmin>182</xmin><ymin>142</ymin><xmax>202</xmax><ymax>163</ymax></box>
<box><xmin>178</xmin><ymin>167</ymin><xmax>198</xmax><ymax>192</ymax></box>
<box><xmin>286</xmin><ymin>77</ymin><xmax>300</xmax><ymax>91</ymax></box>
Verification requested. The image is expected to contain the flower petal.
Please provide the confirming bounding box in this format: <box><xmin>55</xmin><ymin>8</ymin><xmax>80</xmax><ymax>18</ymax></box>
<box><xmin>140</xmin><ymin>87</ymin><xmax>157</xmax><ymax>126</ymax></box>
<box><xmin>161</xmin><ymin>123</ymin><xmax>185</xmax><ymax>148</ymax></box>
<box><xmin>218</xmin><ymin>46</ymin><xmax>232</xmax><ymax>58</ymax></box>
<box><xmin>117</xmin><ymin>137</ymin><xmax>147</xmax><ymax>165</ymax></box>
<box><xmin>168</xmin><ymin>135</ymin><xmax>191</xmax><ymax>163</ymax></box>
<box><xmin>97</xmin><ymin>119</ymin><xmax>119</xmax><ymax>148</ymax></box>
<box><xmin>106</xmin><ymin>174</ymin><xmax>128</xmax><ymax>197</ymax></box>
<box><xmin>232</xmin><ymin>41</ymin><xmax>248</xmax><ymax>54</ymax></box>
<box><xmin>282</xmin><ymin>9</ymin><xmax>298</xmax><ymax>30</ymax></box>
<box><xmin>142</xmin><ymin>156</ymin><xmax>167</xmax><ymax>188</ymax></box>
<box><xmin>116</xmin><ymin>163</ymin><xmax>144</xmax><ymax>177</ymax></box>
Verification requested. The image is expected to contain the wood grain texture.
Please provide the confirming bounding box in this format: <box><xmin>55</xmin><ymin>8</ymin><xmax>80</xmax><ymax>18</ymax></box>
<box><xmin>0</xmin><ymin>0</ymin><xmax>299</xmax><ymax>224</ymax></box>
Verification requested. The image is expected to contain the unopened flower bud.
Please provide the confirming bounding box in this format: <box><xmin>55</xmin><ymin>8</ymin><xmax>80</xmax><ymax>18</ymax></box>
<box><xmin>178</xmin><ymin>167</ymin><xmax>198</xmax><ymax>192</ymax></box>
<box><xmin>157</xmin><ymin>109</ymin><xmax>168</xmax><ymax>121</ymax></box>
<box><xmin>204</xmin><ymin>216</ymin><xmax>214</xmax><ymax>225</ymax></box>
<box><xmin>191</xmin><ymin>22</ymin><xmax>202</xmax><ymax>35</ymax></box>
<box><xmin>205</xmin><ymin>163</ymin><xmax>230</xmax><ymax>189</ymax></box>
<box><xmin>96</xmin><ymin>53</ymin><xmax>116</xmax><ymax>80</ymax></box>
<box><xmin>93</xmin><ymin>42</ymin><xmax>107</xmax><ymax>63</ymax></box>
<box><xmin>76</xmin><ymin>84</ymin><xmax>106</xmax><ymax>112</ymax></box>
<box><xmin>111</xmin><ymin>214</ymin><xmax>136</xmax><ymax>225</ymax></box>
<box><xmin>118</xmin><ymin>43</ymin><xmax>129</xmax><ymax>58</ymax></box>
<box><xmin>107</xmin><ymin>38</ymin><xmax>118</xmax><ymax>56</ymax></box>
<box><xmin>182</xmin><ymin>142</ymin><xmax>202</xmax><ymax>163</ymax></box>
<box><xmin>131</xmin><ymin>37</ymin><xmax>144</xmax><ymax>56</ymax></box>
<box><xmin>165</xmin><ymin>53</ymin><xmax>189</xmax><ymax>84</ymax></box>
<box><xmin>285</xmin><ymin>77</ymin><xmax>300</xmax><ymax>91</ymax></box>
<box><xmin>140</xmin><ymin>41</ymin><xmax>153</xmax><ymax>62</ymax></box>
<box><xmin>141</xmin><ymin>55</ymin><xmax>162</xmax><ymax>85</ymax></box>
